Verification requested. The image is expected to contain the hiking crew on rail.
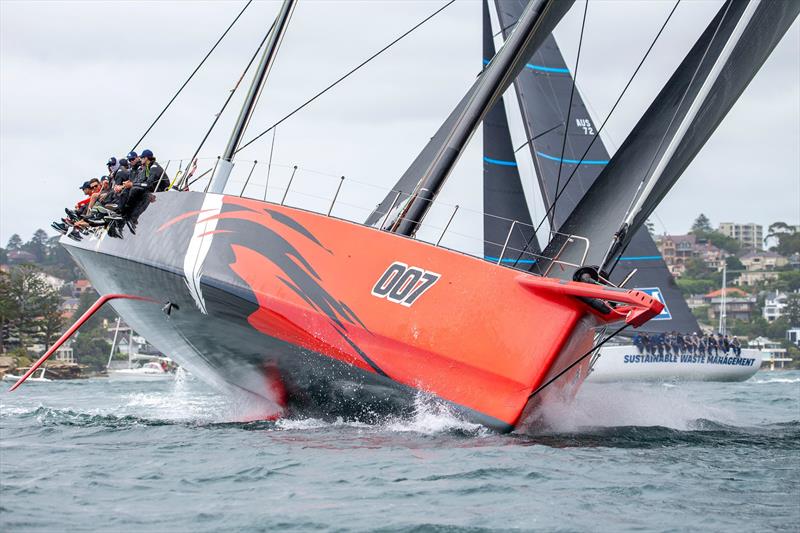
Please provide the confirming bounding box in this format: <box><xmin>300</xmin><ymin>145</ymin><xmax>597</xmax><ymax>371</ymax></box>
<box><xmin>633</xmin><ymin>332</ymin><xmax>743</xmax><ymax>358</ymax></box>
<box><xmin>51</xmin><ymin>150</ymin><xmax>168</xmax><ymax>240</ymax></box>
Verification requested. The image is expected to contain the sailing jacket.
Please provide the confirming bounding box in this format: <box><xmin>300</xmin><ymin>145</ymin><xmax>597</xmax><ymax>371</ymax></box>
<box><xmin>133</xmin><ymin>161</ymin><xmax>167</xmax><ymax>192</ymax></box>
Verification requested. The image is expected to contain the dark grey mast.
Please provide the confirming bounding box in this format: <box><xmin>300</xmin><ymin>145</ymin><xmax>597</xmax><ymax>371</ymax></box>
<box><xmin>209</xmin><ymin>0</ymin><xmax>297</xmax><ymax>194</ymax></box>
<box><xmin>482</xmin><ymin>0</ymin><xmax>539</xmax><ymax>263</ymax></box>
<box><xmin>539</xmin><ymin>0</ymin><xmax>799</xmax><ymax>277</ymax></box>
<box><xmin>367</xmin><ymin>0</ymin><xmax>574</xmax><ymax>236</ymax></box>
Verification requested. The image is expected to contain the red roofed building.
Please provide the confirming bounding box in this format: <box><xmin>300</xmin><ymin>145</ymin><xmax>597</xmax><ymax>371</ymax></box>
<box><xmin>703</xmin><ymin>287</ymin><xmax>756</xmax><ymax>322</ymax></box>
<box><xmin>72</xmin><ymin>279</ymin><xmax>93</xmax><ymax>297</ymax></box>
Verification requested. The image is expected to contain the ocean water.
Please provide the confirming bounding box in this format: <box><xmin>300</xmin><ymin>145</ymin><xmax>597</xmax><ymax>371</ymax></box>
<box><xmin>1</xmin><ymin>371</ymin><xmax>798</xmax><ymax>532</ymax></box>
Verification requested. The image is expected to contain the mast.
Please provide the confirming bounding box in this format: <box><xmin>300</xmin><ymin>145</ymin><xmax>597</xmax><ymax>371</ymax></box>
<box><xmin>389</xmin><ymin>0</ymin><xmax>569</xmax><ymax>236</ymax></box>
<box><xmin>719</xmin><ymin>262</ymin><xmax>727</xmax><ymax>336</ymax></box>
<box><xmin>208</xmin><ymin>0</ymin><xmax>297</xmax><ymax>194</ymax></box>
<box><xmin>106</xmin><ymin>316</ymin><xmax>121</xmax><ymax>370</ymax></box>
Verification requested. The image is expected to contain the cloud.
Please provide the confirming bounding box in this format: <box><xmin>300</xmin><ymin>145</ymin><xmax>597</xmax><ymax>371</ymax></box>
<box><xmin>1</xmin><ymin>0</ymin><xmax>797</xmax><ymax>246</ymax></box>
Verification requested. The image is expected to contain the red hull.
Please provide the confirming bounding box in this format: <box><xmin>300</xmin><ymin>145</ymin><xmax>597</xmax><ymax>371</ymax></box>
<box><xmin>60</xmin><ymin>191</ymin><xmax>660</xmax><ymax>430</ymax></box>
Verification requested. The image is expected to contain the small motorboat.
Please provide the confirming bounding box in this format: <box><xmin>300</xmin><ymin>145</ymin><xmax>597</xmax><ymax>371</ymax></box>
<box><xmin>2</xmin><ymin>368</ymin><xmax>51</xmax><ymax>383</ymax></box>
<box><xmin>107</xmin><ymin>361</ymin><xmax>174</xmax><ymax>381</ymax></box>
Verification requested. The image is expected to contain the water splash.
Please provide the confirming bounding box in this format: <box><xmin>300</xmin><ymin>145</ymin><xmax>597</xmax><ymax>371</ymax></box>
<box><xmin>534</xmin><ymin>382</ymin><xmax>736</xmax><ymax>433</ymax></box>
<box><xmin>382</xmin><ymin>389</ymin><xmax>488</xmax><ymax>436</ymax></box>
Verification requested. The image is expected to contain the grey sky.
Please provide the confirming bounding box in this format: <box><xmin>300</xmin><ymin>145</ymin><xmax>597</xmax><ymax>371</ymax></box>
<box><xmin>1</xmin><ymin>0</ymin><xmax>798</xmax><ymax>248</ymax></box>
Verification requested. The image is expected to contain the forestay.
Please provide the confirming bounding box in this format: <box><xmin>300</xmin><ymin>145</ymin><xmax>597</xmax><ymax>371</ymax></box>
<box><xmin>540</xmin><ymin>0</ymin><xmax>799</xmax><ymax>277</ymax></box>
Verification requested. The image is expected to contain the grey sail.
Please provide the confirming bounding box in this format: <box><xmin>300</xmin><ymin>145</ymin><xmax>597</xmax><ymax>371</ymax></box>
<box><xmin>494</xmin><ymin>0</ymin><xmax>609</xmax><ymax>231</ymax></box>
<box><xmin>482</xmin><ymin>0</ymin><xmax>539</xmax><ymax>263</ymax></box>
<box><xmin>492</xmin><ymin>0</ymin><xmax>698</xmax><ymax>333</ymax></box>
<box><xmin>365</xmin><ymin>0</ymin><xmax>574</xmax><ymax>232</ymax></box>
<box><xmin>540</xmin><ymin>0</ymin><xmax>799</xmax><ymax>276</ymax></box>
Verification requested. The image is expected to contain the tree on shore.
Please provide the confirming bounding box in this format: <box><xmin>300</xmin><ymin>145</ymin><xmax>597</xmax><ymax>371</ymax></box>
<box><xmin>6</xmin><ymin>234</ymin><xmax>22</xmax><ymax>251</ymax></box>
<box><xmin>0</xmin><ymin>271</ymin><xmax>17</xmax><ymax>354</ymax></box>
<box><xmin>767</xmin><ymin>222</ymin><xmax>800</xmax><ymax>256</ymax></box>
<box><xmin>0</xmin><ymin>265</ymin><xmax>64</xmax><ymax>355</ymax></box>
<box><xmin>688</xmin><ymin>214</ymin><xmax>740</xmax><ymax>254</ymax></box>
<box><xmin>25</xmin><ymin>229</ymin><xmax>49</xmax><ymax>263</ymax></box>
<box><xmin>785</xmin><ymin>294</ymin><xmax>800</xmax><ymax>327</ymax></box>
<box><xmin>691</xmin><ymin>214</ymin><xmax>712</xmax><ymax>233</ymax></box>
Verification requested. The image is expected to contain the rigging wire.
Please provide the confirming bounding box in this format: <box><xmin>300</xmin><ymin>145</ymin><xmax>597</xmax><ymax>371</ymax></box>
<box><xmin>513</xmin><ymin>123</ymin><xmax>562</xmax><ymax>154</ymax></box>
<box><xmin>264</xmin><ymin>127</ymin><xmax>277</xmax><ymax>201</ymax></box>
<box><xmin>527</xmin><ymin>324</ymin><xmax>629</xmax><ymax>399</ymax></box>
<box><xmin>551</xmin><ymin>0</ymin><xmax>589</xmax><ymax>231</ymax></box>
<box><xmin>177</xmin><ymin>22</ymin><xmax>276</xmax><ymax>189</ymax></box>
<box><xmin>510</xmin><ymin>0</ymin><xmax>682</xmax><ymax>269</ymax></box>
<box><xmin>238</xmin><ymin>0</ymin><xmax>297</xmax><ymax>148</ymax></box>
<box><xmin>493</xmin><ymin>21</ymin><xmax>517</xmax><ymax>38</ymax></box>
<box><xmin>130</xmin><ymin>0</ymin><xmax>253</xmax><ymax>153</ymax></box>
<box><xmin>234</xmin><ymin>0</ymin><xmax>457</xmax><ymax>155</ymax></box>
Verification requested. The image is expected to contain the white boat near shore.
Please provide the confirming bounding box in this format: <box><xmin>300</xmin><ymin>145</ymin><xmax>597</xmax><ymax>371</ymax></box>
<box><xmin>107</xmin><ymin>361</ymin><xmax>174</xmax><ymax>382</ymax></box>
<box><xmin>2</xmin><ymin>368</ymin><xmax>51</xmax><ymax>383</ymax></box>
<box><xmin>588</xmin><ymin>344</ymin><xmax>763</xmax><ymax>383</ymax></box>
<box><xmin>105</xmin><ymin>317</ymin><xmax>176</xmax><ymax>381</ymax></box>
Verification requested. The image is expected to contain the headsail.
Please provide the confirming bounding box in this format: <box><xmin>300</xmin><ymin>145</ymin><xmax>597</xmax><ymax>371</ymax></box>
<box><xmin>482</xmin><ymin>0</ymin><xmax>539</xmax><ymax>262</ymax></box>
<box><xmin>491</xmin><ymin>0</ymin><xmax>698</xmax><ymax>332</ymax></box>
<box><xmin>540</xmin><ymin>0</ymin><xmax>800</xmax><ymax>276</ymax></box>
<box><xmin>494</xmin><ymin>0</ymin><xmax>609</xmax><ymax>231</ymax></box>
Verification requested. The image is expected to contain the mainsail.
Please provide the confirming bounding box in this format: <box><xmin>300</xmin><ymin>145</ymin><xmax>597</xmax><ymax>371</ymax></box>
<box><xmin>482</xmin><ymin>0</ymin><xmax>539</xmax><ymax>262</ymax></box>
<box><xmin>490</xmin><ymin>0</ymin><xmax>699</xmax><ymax>332</ymax></box>
<box><xmin>540</xmin><ymin>0</ymin><xmax>800</xmax><ymax>276</ymax></box>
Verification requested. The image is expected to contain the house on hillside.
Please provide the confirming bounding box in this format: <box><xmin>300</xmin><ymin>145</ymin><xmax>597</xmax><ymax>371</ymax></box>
<box><xmin>736</xmin><ymin>251</ymin><xmax>789</xmax><ymax>287</ymax></box>
<box><xmin>740</xmin><ymin>251</ymin><xmax>788</xmax><ymax>271</ymax></box>
<box><xmin>749</xmin><ymin>336</ymin><xmax>791</xmax><ymax>370</ymax></box>
<box><xmin>704</xmin><ymin>287</ymin><xmax>756</xmax><ymax>322</ymax></box>
<box><xmin>787</xmin><ymin>328</ymin><xmax>800</xmax><ymax>347</ymax></box>
<box><xmin>763</xmin><ymin>291</ymin><xmax>791</xmax><ymax>322</ymax></box>
<box><xmin>55</xmin><ymin>340</ymin><xmax>75</xmax><ymax>363</ymax></box>
<box><xmin>72</xmin><ymin>279</ymin><xmax>93</xmax><ymax>298</ymax></box>
<box><xmin>718</xmin><ymin>222</ymin><xmax>763</xmax><ymax>251</ymax></box>
<box><xmin>656</xmin><ymin>234</ymin><xmax>726</xmax><ymax>276</ymax></box>
<box><xmin>60</xmin><ymin>297</ymin><xmax>80</xmax><ymax>320</ymax></box>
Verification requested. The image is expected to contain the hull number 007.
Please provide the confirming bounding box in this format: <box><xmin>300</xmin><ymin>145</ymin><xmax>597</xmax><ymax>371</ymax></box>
<box><xmin>371</xmin><ymin>262</ymin><xmax>440</xmax><ymax>307</ymax></box>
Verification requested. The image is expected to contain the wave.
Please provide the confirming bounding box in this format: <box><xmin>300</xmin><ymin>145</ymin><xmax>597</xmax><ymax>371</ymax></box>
<box><xmin>534</xmin><ymin>381</ymin><xmax>745</xmax><ymax>433</ymax></box>
<box><xmin>513</xmin><ymin>419</ymin><xmax>800</xmax><ymax>450</ymax></box>
<box><xmin>6</xmin><ymin>404</ymin><xmax>799</xmax><ymax>453</ymax></box>
<box><xmin>752</xmin><ymin>377</ymin><xmax>800</xmax><ymax>384</ymax></box>
<box><xmin>4</xmin><ymin>374</ymin><xmax>796</xmax><ymax>449</ymax></box>
<box><xmin>3</xmin><ymin>389</ymin><xmax>488</xmax><ymax>438</ymax></box>
<box><xmin>16</xmin><ymin>406</ymin><xmax>175</xmax><ymax>429</ymax></box>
